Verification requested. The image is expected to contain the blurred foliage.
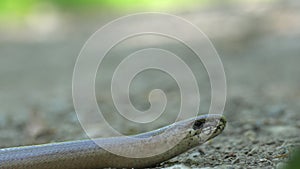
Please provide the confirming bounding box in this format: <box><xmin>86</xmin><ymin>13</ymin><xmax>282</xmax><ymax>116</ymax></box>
<box><xmin>44</xmin><ymin>0</ymin><xmax>206</xmax><ymax>10</ymax></box>
<box><xmin>0</xmin><ymin>0</ymin><xmax>37</xmax><ymax>21</ymax></box>
<box><xmin>285</xmin><ymin>148</ymin><xmax>300</xmax><ymax>169</ymax></box>
<box><xmin>0</xmin><ymin>0</ymin><xmax>209</xmax><ymax>20</ymax></box>
<box><xmin>0</xmin><ymin>0</ymin><xmax>276</xmax><ymax>22</ymax></box>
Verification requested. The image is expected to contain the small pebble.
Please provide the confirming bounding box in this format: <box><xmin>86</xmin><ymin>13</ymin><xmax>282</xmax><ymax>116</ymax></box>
<box><xmin>232</xmin><ymin>157</ymin><xmax>240</xmax><ymax>164</ymax></box>
<box><xmin>161</xmin><ymin>164</ymin><xmax>191</xmax><ymax>169</ymax></box>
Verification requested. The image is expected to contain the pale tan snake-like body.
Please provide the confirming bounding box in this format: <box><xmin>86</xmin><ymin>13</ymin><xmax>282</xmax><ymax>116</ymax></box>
<box><xmin>0</xmin><ymin>114</ymin><xmax>226</xmax><ymax>169</ymax></box>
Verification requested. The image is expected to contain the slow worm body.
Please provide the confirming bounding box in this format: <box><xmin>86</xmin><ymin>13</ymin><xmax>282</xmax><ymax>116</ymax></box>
<box><xmin>0</xmin><ymin>114</ymin><xmax>226</xmax><ymax>169</ymax></box>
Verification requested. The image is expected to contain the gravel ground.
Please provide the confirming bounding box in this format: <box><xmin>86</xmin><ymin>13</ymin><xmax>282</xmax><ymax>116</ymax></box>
<box><xmin>0</xmin><ymin>1</ymin><xmax>299</xmax><ymax>168</ymax></box>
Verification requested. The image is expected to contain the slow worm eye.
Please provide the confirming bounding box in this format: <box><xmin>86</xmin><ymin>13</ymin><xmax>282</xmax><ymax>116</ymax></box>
<box><xmin>192</xmin><ymin>119</ymin><xmax>206</xmax><ymax>130</ymax></box>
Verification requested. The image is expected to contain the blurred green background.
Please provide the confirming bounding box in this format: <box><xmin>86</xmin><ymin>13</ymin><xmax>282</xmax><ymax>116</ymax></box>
<box><xmin>0</xmin><ymin>0</ymin><xmax>299</xmax><ymax>169</ymax></box>
<box><xmin>0</xmin><ymin>0</ymin><xmax>276</xmax><ymax>23</ymax></box>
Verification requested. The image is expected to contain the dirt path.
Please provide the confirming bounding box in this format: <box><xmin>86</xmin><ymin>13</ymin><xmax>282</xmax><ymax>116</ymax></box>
<box><xmin>0</xmin><ymin>1</ymin><xmax>299</xmax><ymax>168</ymax></box>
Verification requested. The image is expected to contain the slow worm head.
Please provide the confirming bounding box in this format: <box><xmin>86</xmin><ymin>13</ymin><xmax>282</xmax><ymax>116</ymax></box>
<box><xmin>0</xmin><ymin>114</ymin><xmax>226</xmax><ymax>169</ymax></box>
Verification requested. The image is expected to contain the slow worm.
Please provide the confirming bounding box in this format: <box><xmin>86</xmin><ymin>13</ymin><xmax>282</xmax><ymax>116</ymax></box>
<box><xmin>0</xmin><ymin>114</ymin><xmax>226</xmax><ymax>169</ymax></box>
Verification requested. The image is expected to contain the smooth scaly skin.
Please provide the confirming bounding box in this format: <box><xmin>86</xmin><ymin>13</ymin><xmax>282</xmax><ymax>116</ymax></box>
<box><xmin>0</xmin><ymin>114</ymin><xmax>226</xmax><ymax>169</ymax></box>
